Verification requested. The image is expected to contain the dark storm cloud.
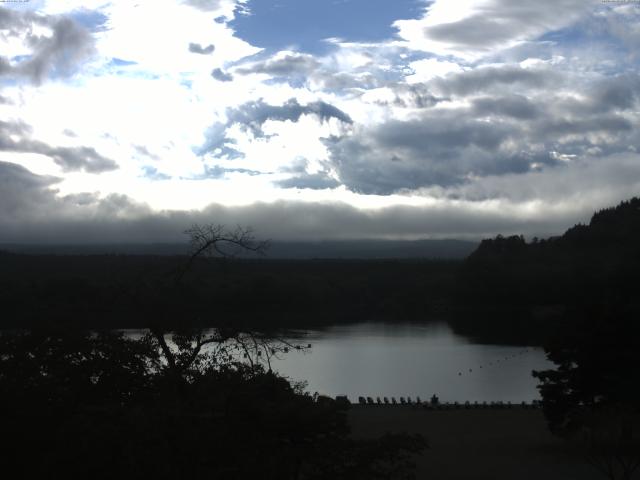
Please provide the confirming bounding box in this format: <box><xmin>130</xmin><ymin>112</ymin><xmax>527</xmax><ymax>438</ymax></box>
<box><xmin>442</xmin><ymin>152</ymin><xmax>640</xmax><ymax>205</ymax></box>
<box><xmin>46</xmin><ymin>146</ymin><xmax>118</xmax><ymax>173</ymax></box>
<box><xmin>389</xmin><ymin>83</ymin><xmax>444</xmax><ymax>109</ymax></box>
<box><xmin>324</xmin><ymin>111</ymin><xmax>537</xmax><ymax>195</ymax></box>
<box><xmin>188</xmin><ymin>42</ymin><xmax>215</xmax><ymax>55</ymax></box>
<box><xmin>0</xmin><ymin>120</ymin><xmax>118</xmax><ymax>173</ymax></box>
<box><xmin>0</xmin><ymin>164</ymin><xmax>615</xmax><ymax>243</ymax></box>
<box><xmin>0</xmin><ymin>7</ymin><xmax>94</xmax><ymax>84</ymax></box>
<box><xmin>535</xmin><ymin>115</ymin><xmax>633</xmax><ymax>139</ymax></box>
<box><xmin>3</xmin><ymin>158</ymin><xmax>639</xmax><ymax>243</ymax></box>
<box><xmin>318</xmin><ymin>59</ymin><xmax>640</xmax><ymax>196</ymax></box>
<box><xmin>200</xmin><ymin>98</ymin><xmax>353</xmax><ymax>156</ymax></box>
<box><xmin>471</xmin><ymin>95</ymin><xmax>541</xmax><ymax>119</ymax></box>
<box><xmin>232</xmin><ymin>48</ymin><xmax>396</xmax><ymax>91</ymax></box>
<box><xmin>325</xmin><ymin>99</ymin><xmax>639</xmax><ymax>194</ymax></box>
<box><xmin>235</xmin><ymin>53</ymin><xmax>321</xmax><ymax>77</ymax></box>
<box><xmin>570</xmin><ymin>74</ymin><xmax>640</xmax><ymax>114</ymax></box>
<box><xmin>432</xmin><ymin>65</ymin><xmax>556</xmax><ymax>97</ymax></box>
<box><xmin>275</xmin><ymin>171</ymin><xmax>340</xmax><ymax>190</ymax></box>
<box><xmin>211</xmin><ymin>68</ymin><xmax>233</xmax><ymax>81</ymax></box>
<box><xmin>592</xmin><ymin>74</ymin><xmax>640</xmax><ymax>110</ymax></box>
<box><xmin>532</xmin><ymin>75</ymin><xmax>640</xmax><ymax>142</ymax></box>
<box><xmin>418</xmin><ymin>0</ymin><xmax>589</xmax><ymax>52</ymax></box>
<box><xmin>0</xmin><ymin>57</ymin><xmax>10</xmax><ymax>75</ymax></box>
<box><xmin>0</xmin><ymin>162</ymin><xmax>61</xmax><ymax>222</ymax></box>
<box><xmin>0</xmin><ymin>161</ymin><xmax>145</xmax><ymax>226</ymax></box>
<box><xmin>225</xmin><ymin>98</ymin><xmax>352</xmax><ymax>131</ymax></box>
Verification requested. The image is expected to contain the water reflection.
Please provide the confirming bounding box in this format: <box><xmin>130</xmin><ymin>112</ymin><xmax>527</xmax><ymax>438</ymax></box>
<box><xmin>271</xmin><ymin>323</ymin><xmax>551</xmax><ymax>402</ymax></box>
<box><xmin>123</xmin><ymin>323</ymin><xmax>552</xmax><ymax>402</ymax></box>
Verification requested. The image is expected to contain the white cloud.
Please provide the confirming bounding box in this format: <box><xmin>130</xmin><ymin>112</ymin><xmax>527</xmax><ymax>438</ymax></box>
<box><xmin>405</xmin><ymin>58</ymin><xmax>465</xmax><ymax>83</ymax></box>
<box><xmin>96</xmin><ymin>1</ymin><xmax>258</xmax><ymax>74</ymax></box>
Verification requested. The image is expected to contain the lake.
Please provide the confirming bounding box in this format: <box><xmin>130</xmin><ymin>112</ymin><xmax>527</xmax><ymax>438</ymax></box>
<box><xmin>269</xmin><ymin>322</ymin><xmax>552</xmax><ymax>403</ymax></box>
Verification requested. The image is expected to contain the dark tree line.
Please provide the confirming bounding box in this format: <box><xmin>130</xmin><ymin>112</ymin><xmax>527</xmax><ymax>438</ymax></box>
<box><xmin>452</xmin><ymin>197</ymin><xmax>640</xmax><ymax>343</ymax></box>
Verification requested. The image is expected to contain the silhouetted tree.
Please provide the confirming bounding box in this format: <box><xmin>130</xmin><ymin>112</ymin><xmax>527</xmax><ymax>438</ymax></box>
<box><xmin>0</xmin><ymin>330</ymin><xmax>425</xmax><ymax>479</ymax></box>
<box><xmin>572</xmin><ymin>405</ymin><xmax>640</xmax><ymax>480</ymax></box>
<box><xmin>175</xmin><ymin>223</ymin><xmax>269</xmax><ymax>283</ymax></box>
<box><xmin>533</xmin><ymin>303</ymin><xmax>640</xmax><ymax>479</ymax></box>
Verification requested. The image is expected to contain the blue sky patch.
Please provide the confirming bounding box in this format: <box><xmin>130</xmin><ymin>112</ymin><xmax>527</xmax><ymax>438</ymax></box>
<box><xmin>231</xmin><ymin>0</ymin><xmax>427</xmax><ymax>54</ymax></box>
<box><xmin>109</xmin><ymin>58</ymin><xmax>138</xmax><ymax>67</ymax></box>
<box><xmin>69</xmin><ymin>9</ymin><xmax>110</xmax><ymax>33</ymax></box>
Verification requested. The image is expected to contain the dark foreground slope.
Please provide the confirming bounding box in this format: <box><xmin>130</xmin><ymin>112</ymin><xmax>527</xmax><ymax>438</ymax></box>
<box><xmin>350</xmin><ymin>406</ymin><xmax>600</xmax><ymax>480</ymax></box>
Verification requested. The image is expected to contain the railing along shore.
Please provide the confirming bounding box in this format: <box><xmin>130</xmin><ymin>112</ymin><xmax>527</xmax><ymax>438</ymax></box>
<box><xmin>331</xmin><ymin>396</ymin><xmax>543</xmax><ymax>409</ymax></box>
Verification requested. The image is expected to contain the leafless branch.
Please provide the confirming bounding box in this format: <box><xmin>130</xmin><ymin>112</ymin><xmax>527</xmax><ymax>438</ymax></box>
<box><xmin>174</xmin><ymin>223</ymin><xmax>270</xmax><ymax>283</ymax></box>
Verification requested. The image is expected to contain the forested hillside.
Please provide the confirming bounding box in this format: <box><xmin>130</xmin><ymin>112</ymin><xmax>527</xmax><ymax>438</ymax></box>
<box><xmin>453</xmin><ymin>197</ymin><xmax>640</xmax><ymax>342</ymax></box>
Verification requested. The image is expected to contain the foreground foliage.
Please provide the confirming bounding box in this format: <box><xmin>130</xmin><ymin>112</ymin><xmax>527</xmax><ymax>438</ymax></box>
<box><xmin>532</xmin><ymin>304</ymin><xmax>640</xmax><ymax>479</ymax></box>
<box><xmin>0</xmin><ymin>330</ymin><xmax>425</xmax><ymax>479</ymax></box>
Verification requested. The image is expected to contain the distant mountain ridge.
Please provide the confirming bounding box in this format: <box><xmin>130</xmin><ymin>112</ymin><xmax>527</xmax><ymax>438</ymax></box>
<box><xmin>0</xmin><ymin>239</ymin><xmax>478</xmax><ymax>260</ymax></box>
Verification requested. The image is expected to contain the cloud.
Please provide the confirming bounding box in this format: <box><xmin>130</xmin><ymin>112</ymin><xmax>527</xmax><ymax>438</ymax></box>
<box><xmin>182</xmin><ymin>0</ymin><xmax>226</xmax><ymax>12</ymax></box>
<box><xmin>0</xmin><ymin>161</ymin><xmax>61</xmax><ymax>223</ymax></box>
<box><xmin>2</xmin><ymin>153</ymin><xmax>639</xmax><ymax>243</ymax></box>
<box><xmin>405</xmin><ymin>58</ymin><xmax>465</xmax><ymax>83</ymax></box>
<box><xmin>201</xmin><ymin>98</ymin><xmax>353</xmax><ymax>156</ymax></box>
<box><xmin>394</xmin><ymin>0</ymin><xmax>593</xmax><ymax>58</ymax></box>
<box><xmin>235</xmin><ymin>52</ymin><xmax>320</xmax><ymax>77</ymax></box>
<box><xmin>211</xmin><ymin>67</ymin><xmax>233</xmax><ymax>81</ymax></box>
<box><xmin>87</xmin><ymin>1</ymin><xmax>259</xmax><ymax>75</ymax></box>
<box><xmin>188</xmin><ymin>42</ymin><xmax>215</xmax><ymax>54</ymax></box>
<box><xmin>275</xmin><ymin>171</ymin><xmax>340</xmax><ymax>190</ymax></box>
<box><xmin>454</xmin><ymin>152</ymin><xmax>640</xmax><ymax>203</ymax></box>
<box><xmin>322</xmin><ymin>62</ymin><xmax>640</xmax><ymax>195</ymax></box>
<box><xmin>324</xmin><ymin>111</ymin><xmax>533</xmax><ymax>194</ymax></box>
<box><xmin>0</xmin><ymin>120</ymin><xmax>118</xmax><ymax>173</ymax></box>
<box><xmin>471</xmin><ymin>95</ymin><xmax>541</xmax><ymax>120</ymax></box>
<box><xmin>431</xmin><ymin>64</ymin><xmax>557</xmax><ymax>97</ymax></box>
<box><xmin>202</xmin><ymin>165</ymin><xmax>264</xmax><ymax>178</ymax></box>
<box><xmin>2</xmin><ymin>0</ymin><xmax>639</xmax><ymax>246</ymax></box>
<box><xmin>601</xmin><ymin>5</ymin><xmax>640</xmax><ymax>54</ymax></box>
<box><xmin>377</xmin><ymin>83</ymin><xmax>445</xmax><ymax>109</ymax></box>
<box><xmin>133</xmin><ymin>145</ymin><xmax>160</xmax><ymax>161</ymax></box>
<box><xmin>0</xmin><ymin>163</ymin><xmax>623</xmax><ymax>242</ymax></box>
<box><xmin>585</xmin><ymin>73</ymin><xmax>640</xmax><ymax>113</ymax></box>
<box><xmin>0</xmin><ymin>161</ymin><xmax>148</xmax><ymax>226</ymax></box>
<box><xmin>0</xmin><ymin>7</ymin><xmax>95</xmax><ymax>84</ymax></box>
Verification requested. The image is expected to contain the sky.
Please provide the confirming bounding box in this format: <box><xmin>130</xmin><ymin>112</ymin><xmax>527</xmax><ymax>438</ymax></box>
<box><xmin>1</xmin><ymin>0</ymin><xmax>640</xmax><ymax>243</ymax></box>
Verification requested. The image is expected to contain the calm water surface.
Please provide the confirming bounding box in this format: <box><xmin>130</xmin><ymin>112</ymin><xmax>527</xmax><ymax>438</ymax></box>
<box><xmin>270</xmin><ymin>323</ymin><xmax>551</xmax><ymax>403</ymax></box>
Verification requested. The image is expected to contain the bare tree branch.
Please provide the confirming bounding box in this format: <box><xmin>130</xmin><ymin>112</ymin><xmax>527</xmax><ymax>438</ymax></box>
<box><xmin>175</xmin><ymin>223</ymin><xmax>270</xmax><ymax>284</ymax></box>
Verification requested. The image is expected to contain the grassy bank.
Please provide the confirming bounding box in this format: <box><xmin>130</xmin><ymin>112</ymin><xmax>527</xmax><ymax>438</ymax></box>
<box><xmin>348</xmin><ymin>405</ymin><xmax>600</xmax><ymax>479</ymax></box>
